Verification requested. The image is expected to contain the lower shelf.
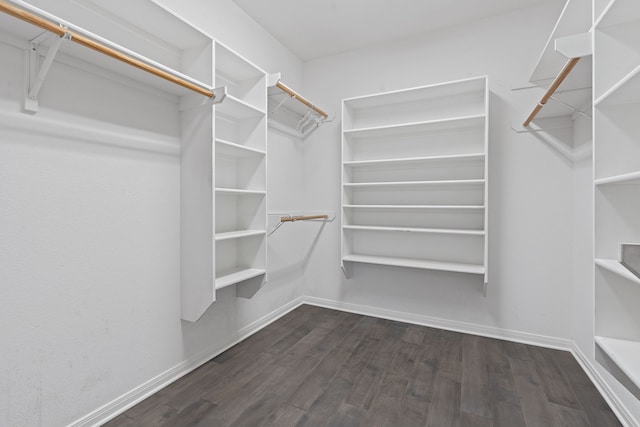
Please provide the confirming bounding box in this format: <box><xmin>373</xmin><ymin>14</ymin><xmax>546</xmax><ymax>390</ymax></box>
<box><xmin>342</xmin><ymin>254</ymin><xmax>484</xmax><ymax>275</ymax></box>
<box><xmin>595</xmin><ymin>336</ymin><xmax>640</xmax><ymax>391</ymax></box>
<box><xmin>215</xmin><ymin>267</ymin><xmax>266</xmax><ymax>290</ymax></box>
<box><xmin>595</xmin><ymin>258</ymin><xmax>640</xmax><ymax>285</ymax></box>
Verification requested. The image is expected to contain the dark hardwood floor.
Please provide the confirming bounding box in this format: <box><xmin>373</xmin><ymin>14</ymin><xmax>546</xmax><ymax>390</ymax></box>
<box><xmin>103</xmin><ymin>305</ymin><xmax>621</xmax><ymax>426</ymax></box>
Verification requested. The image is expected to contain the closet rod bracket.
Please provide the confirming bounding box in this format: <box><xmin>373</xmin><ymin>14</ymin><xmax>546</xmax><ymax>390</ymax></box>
<box><xmin>24</xmin><ymin>30</ymin><xmax>71</xmax><ymax>114</ymax></box>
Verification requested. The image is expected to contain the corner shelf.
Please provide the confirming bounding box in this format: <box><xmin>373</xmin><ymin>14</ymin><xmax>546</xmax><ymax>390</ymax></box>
<box><xmin>595</xmin><ymin>336</ymin><xmax>640</xmax><ymax>394</ymax></box>
<box><xmin>595</xmin><ymin>171</ymin><xmax>640</xmax><ymax>186</ymax></box>
<box><xmin>341</xmin><ymin>76</ymin><xmax>488</xmax><ymax>286</ymax></box>
<box><xmin>595</xmin><ymin>258</ymin><xmax>640</xmax><ymax>285</ymax></box>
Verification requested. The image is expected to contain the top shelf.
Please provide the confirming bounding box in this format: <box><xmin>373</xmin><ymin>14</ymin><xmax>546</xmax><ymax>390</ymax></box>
<box><xmin>342</xmin><ymin>77</ymin><xmax>486</xmax><ymax>131</ymax></box>
<box><xmin>0</xmin><ymin>0</ymin><xmax>214</xmax><ymax>98</ymax></box>
<box><xmin>596</xmin><ymin>0</ymin><xmax>640</xmax><ymax>29</ymax></box>
<box><xmin>529</xmin><ymin>0</ymin><xmax>592</xmax><ymax>85</ymax></box>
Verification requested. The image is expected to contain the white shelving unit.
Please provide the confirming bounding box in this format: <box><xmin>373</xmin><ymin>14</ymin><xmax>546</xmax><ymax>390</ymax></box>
<box><xmin>213</xmin><ymin>41</ymin><xmax>267</xmax><ymax>295</ymax></box>
<box><xmin>593</xmin><ymin>0</ymin><xmax>640</xmax><ymax>400</ymax></box>
<box><xmin>341</xmin><ymin>76</ymin><xmax>489</xmax><ymax>288</ymax></box>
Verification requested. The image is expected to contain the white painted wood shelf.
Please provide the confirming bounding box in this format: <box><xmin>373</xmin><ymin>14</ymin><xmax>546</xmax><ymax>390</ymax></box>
<box><xmin>341</xmin><ymin>76</ymin><xmax>488</xmax><ymax>286</ymax></box>
<box><xmin>595</xmin><ymin>336</ymin><xmax>640</xmax><ymax>391</ymax></box>
<box><xmin>215</xmin><ymin>230</ymin><xmax>266</xmax><ymax>241</ymax></box>
<box><xmin>343</xmin><ymin>225</ymin><xmax>484</xmax><ymax>236</ymax></box>
<box><xmin>213</xmin><ymin>40</ymin><xmax>268</xmax><ymax>295</ymax></box>
<box><xmin>216</xmin><ymin>139</ymin><xmax>265</xmax><ymax>158</ymax></box>
<box><xmin>595</xmin><ymin>259</ymin><xmax>640</xmax><ymax>285</ymax></box>
<box><xmin>343</xmin><ymin>153</ymin><xmax>485</xmax><ymax>168</ymax></box>
<box><xmin>342</xmin><ymin>254</ymin><xmax>485</xmax><ymax>275</ymax></box>
<box><xmin>343</xmin><ymin>179</ymin><xmax>485</xmax><ymax>188</ymax></box>
<box><xmin>593</xmin><ymin>0</ymin><xmax>640</xmax><ymax>399</ymax></box>
<box><xmin>215</xmin><ymin>268</ymin><xmax>267</xmax><ymax>290</ymax></box>
<box><xmin>343</xmin><ymin>114</ymin><xmax>485</xmax><ymax>139</ymax></box>
<box><xmin>343</xmin><ymin>204</ymin><xmax>485</xmax><ymax>211</ymax></box>
<box><xmin>215</xmin><ymin>187</ymin><xmax>266</xmax><ymax>196</ymax></box>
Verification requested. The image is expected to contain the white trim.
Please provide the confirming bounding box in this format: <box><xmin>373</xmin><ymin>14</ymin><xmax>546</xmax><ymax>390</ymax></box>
<box><xmin>68</xmin><ymin>297</ymin><xmax>305</xmax><ymax>427</ymax></box>
<box><xmin>302</xmin><ymin>296</ymin><xmax>572</xmax><ymax>351</ymax></box>
<box><xmin>571</xmin><ymin>342</ymin><xmax>639</xmax><ymax>427</ymax></box>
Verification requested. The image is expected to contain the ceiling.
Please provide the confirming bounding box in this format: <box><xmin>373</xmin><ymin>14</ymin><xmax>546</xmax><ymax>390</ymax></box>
<box><xmin>232</xmin><ymin>0</ymin><xmax>557</xmax><ymax>61</ymax></box>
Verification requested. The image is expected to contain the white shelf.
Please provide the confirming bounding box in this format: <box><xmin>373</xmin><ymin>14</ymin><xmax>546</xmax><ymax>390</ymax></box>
<box><xmin>344</xmin><ymin>114</ymin><xmax>485</xmax><ymax>139</ymax></box>
<box><xmin>215</xmin><ymin>139</ymin><xmax>265</xmax><ymax>158</ymax></box>
<box><xmin>595</xmin><ymin>259</ymin><xmax>640</xmax><ymax>285</ymax></box>
<box><xmin>343</xmin><ymin>225</ymin><xmax>484</xmax><ymax>236</ymax></box>
<box><xmin>215</xmin><ymin>268</ymin><xmax>266</xmax><ymax>290</ymax></box>
<box><xmin>341</xmin><ymin>77</ymin><xmax>488</xmax><ymax>283</ymax></box>
<box><xmin>343</xmin><ymin>77</ymin><xmax>486</xmax><ymax>111</ymax></box>
<box><xmin>343</xmin><ymin>179</ymin><xmax>485</xmax><ymax>188</ymax></box>
<box><xmin>596</xmin><ymin>0</ymin><xmax>640</xmax><ymax>28</ymax></box>
<box><xmin>595</xmin><ymin>65</ymin><xmax>640</xmax><ymax>107</ymax></box>
<box><xmin>595</xmin><ymin>170</ymin><xmax>640</xmax><ymax>186</ymax></box>
<box><xmin>343</xmin><ymin>204</ymin><xmax>485</xmax><ymax>211</ymax></box>
<box><xmin>215</xmin><ymin>230</ymin><xmax>266</xmax><ymax>241</ymax></box>
<box><xmin>595</xmin><ymin>336</ymin><xmax>640</xmax><ymax>391</ymax></box>
<box><xmin>343</xmin><ymin>153</ymin><xmax>485</xmax><ymax>168</ymax></box>
<box><xmin>342</xmin><ymin>254</ymin><xmax>485</xmax><ymax>275</ymax></box>
<box><xmin>215</xmin><ymin>187</ymin><xmax>266</xmax><ymax>196</ymax></box>
<box><xmin>217</xmin><ymin>94</ymin><xmax>265</xmax><ymax>119</ymax></box>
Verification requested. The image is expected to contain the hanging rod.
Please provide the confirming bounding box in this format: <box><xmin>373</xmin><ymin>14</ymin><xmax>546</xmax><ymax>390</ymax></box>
<box><xmin>276</xmin><ymin>81</ymin><xmax>328</xmax><ymax>119</ymax></box>
<box><xmin>522</xmin><ymin>57</ymin><xmax>581</xmax><ymax>127</ymax></box>
<box><xmin>0</xmin><ymin>0</ymin><xmax>215</xmax><ymax>98</ymax></box>
<box><xmin>280</xmin><ymin>215</ymin><xmax>329</xmax><ymax>222</ymax></box>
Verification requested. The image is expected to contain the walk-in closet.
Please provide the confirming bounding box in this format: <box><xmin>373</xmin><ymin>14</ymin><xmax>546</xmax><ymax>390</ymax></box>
<box><xmin>1</xmin><ymin>0</ymin><xmax>639</xmax><ymax>425</ymax></box>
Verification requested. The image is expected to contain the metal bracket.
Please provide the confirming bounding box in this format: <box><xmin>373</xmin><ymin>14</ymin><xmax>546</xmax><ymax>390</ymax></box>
<box><xmin>178</xmin><ymin>86</ymin><xmax>227</xmax><ymax>112</ymax></box>
<box><xmin>24</xmin><ymin>30</ymin><xmax>71</xmax><ymax>114</ymax></box>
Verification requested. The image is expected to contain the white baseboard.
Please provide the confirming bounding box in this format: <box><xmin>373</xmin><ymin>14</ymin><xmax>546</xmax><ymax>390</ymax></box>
<box><xmin>302</xmin><ymin>296</ymin><xmax>573</xmax><ymax>351</ymax></box>
<box><xmin>571</xmin><ymin>343</ymin><xmax>639</xmax><ymax>427</ymax></box>
<box><xmin>68</xmin><ymin>296</ymin><xmax>305</xmax><ymax>427</ymax></box>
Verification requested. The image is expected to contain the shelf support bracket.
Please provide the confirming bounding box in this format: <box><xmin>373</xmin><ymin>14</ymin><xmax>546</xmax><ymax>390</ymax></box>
<box><xmin>24</xmin><ymin>30</ymin><xmax>71</xmax><ymax>114</ymax></box>
<box><xmin>341</xmin><ymin>262</ymin><xmax>352</xmax><ymax>279</ymax></box>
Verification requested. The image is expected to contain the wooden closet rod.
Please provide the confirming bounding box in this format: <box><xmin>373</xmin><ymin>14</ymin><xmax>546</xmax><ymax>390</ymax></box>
<box><xmin>276</xmin><ymin>81</ymin><xmax>328</xmax><ymax>119</ymax></box>
<box><xmin>0</xmin><ymin>0</ymin><xmax>215</xmax><ymax>98</ymax></box>
<box><xmin>280</xmin><ymin>215</ymin><xmax>329</xmax><ymax>222</ymax></box>
<box><xmin>523</xmin><ymin>57</ymin><xmax>581</xmax><ymax>127</ymax></box>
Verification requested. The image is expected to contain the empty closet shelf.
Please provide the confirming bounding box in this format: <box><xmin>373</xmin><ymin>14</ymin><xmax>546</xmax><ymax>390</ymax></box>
<box><xmin>343</xmin><ymin>153</ymin><xmax>485</xmax><ymax>168</ymax></box>
<box><xmin>343</xmin><ymin>179</ymin><xmax>485</xmax><ymax>188</ymax></box>
<box><xmin>215</xmin><ymin>268</ymin><xmax>266</xmax><ymax>290</ymax></box>
<box><xmin>342</xmin><ymin>254</ymin><xmax>485</xmax><ymax>275</ymax></box>
<box><xmin>343</xmin><ymin>225</ymin><xmax>484</xmax><ymax>236</ymax></box>
<box><xmin>594</xmin><ymin>170</ymin><xmax>640</xmax><ymax>186</ymax></box>
<box><xmin>595</xmin><ymin>259</ymin><xmax>640</xmax><ymax>285</ymax></box>
<box><xmin>215</xmin><ymin>230</ymin><xmax>266</xmax><ymax>241</ymax></box>
<box><xmin>343</xmin><ymin>114</ymin><xmax>485</xmax><ymax>138</ymax></box>
<box><xmin>595</xmin><ymin>64</ymin><xmax>640</xmax><ymax>107</ymax></box>
<box><xmin>216</xmin><ymin>94</ymin><xmax>265</xmax><ymax>119</ymax></box>
<box><xmin>595</xmin><ymin>336</ymin><xmax>640</xmax><ymax>390</ymax></box>
<box><xmin>215</xmin><ymin>187</ymin><xmax>266</xmax><ymax>196</ymax></box>
<box><xmin>343</xmin><ymin>204</ymin><xmax>485</xmax><ymax>211</ymax></box>
<box><xmin>216</xmin><ymin>139</ymin><xmax>266</xmax><ymax>157</ymax></box>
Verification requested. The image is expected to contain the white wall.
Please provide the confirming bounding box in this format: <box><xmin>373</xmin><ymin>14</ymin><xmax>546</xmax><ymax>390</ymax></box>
<box><xmin>300</xmin><ymin>2</ymin><xmax>576</xmax><ymax>340</ymax></box>
<box><xmin>0</xmin><ymin>1</ymin><xmax>305</xmax><ymax>426</ymax></box>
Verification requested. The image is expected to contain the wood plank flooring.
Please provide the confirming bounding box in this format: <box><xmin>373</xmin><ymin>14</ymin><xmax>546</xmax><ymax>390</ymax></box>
<box><xmin>103</xmin><ymin>305</ymin><xmax>620</xmax><ymax>427</ymax></box>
